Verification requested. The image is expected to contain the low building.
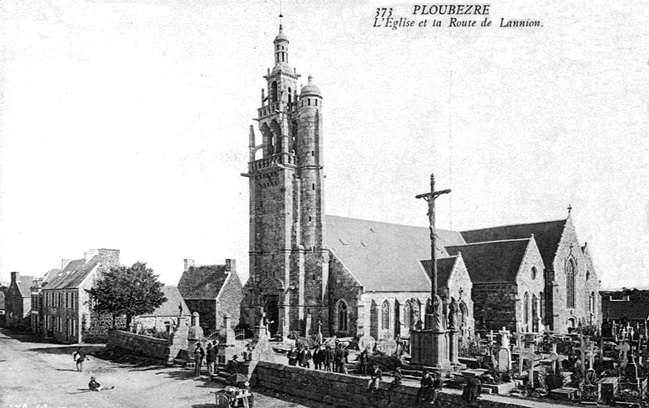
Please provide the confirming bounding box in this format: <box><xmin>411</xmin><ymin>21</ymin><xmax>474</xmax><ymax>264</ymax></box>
<box><xmin>600</xmin><ymin>288</ymin><xmax>649</xmax><ymax>324</ymax></box>
<box><xmin>42</xmin><ymin>249</ymin><xmax>120</xmax><ymax>343</ymax></box>
<box><xmin>5</xmin><ymin>272</ymin><xmax>35</xmax><ymax>329</ymax></box>
<box><xmin>30</xmin><ymin>269</ymin><xmax>59</xmax><ymax>336</ymax></box>
<box><xmin>132</xmin><ymin>286</ymin><xmax>191</xmax><ymax>334</ymax></box>
<box><xmin>178</xmin><ymin>258</ymin><xmax>243</xmax><ymax>335</ymax></box>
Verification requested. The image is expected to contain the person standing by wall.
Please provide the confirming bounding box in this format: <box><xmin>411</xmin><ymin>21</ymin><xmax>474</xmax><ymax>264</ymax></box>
<box><xmin>193</xmin><ymin>343</ymin><xmax>205</xmax><ymax>377</ymax></box>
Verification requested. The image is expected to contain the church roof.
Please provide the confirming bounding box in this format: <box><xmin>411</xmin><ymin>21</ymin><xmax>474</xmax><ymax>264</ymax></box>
<box><xmin>177</xmin><ymin>265</ymin><xmax>230</xmax><ymax>300</ymax></box>
<box><xmin>325</xmin><ymin>215</ymin><xmax>466</xmax><ymax>292</ymax></box>
<box><xmin>46</xmin><ymin>258</ymin><xmax>99</xmax><ymax>290</ymax></box>
<box><xmin>446</xmin><ymin>238</ymin><xmax>531</xmax><ymax>283</ymax></box>
<box><xmin>137</xmin><ymin>286</ymin><xmax>191</xmax><ymax>318</ymax></box>
<box><xmin>461</xmin><ymin>219</ymin><xmax>566</xmax><ymax>268</ymax></box>
<box><xmin>420</xmin><ymin>255</ymin><xmax>460</xmax><ymax>288</ymax></box>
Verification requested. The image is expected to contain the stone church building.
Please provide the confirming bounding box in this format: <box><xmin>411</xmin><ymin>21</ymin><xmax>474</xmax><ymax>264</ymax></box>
<box><xmin>241</xmin><ymin>24</ymin><xmax>601</xmax><ymax>341</ymax></box>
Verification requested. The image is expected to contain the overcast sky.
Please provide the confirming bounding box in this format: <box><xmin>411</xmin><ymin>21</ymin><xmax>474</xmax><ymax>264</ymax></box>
<box><xmin>1</xmin><ymin>0</ymin><xmax>648</xmax><ymax>289</ymax></box>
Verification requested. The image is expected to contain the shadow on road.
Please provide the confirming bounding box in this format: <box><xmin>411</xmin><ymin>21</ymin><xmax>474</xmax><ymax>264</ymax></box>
<box><xmin>191</xmin><ymin>404</ymin><xmax>217</xmax><ymax>408</ymax></box>
<box><xmin>26</xmin><ymin>345</ymin><xmax>105</xmax><ymax>355</ymax></box>
<box><xmin>0</xmin><ymin>328</ymin><xmax>52</xmax><ymax>343</ymax></box>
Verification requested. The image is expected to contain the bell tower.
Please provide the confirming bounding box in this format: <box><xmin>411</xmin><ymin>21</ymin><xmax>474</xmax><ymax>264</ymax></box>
<box><xmin>242</xmin><ymin>22</ymin><xmax>329</xmax><ymax>339</ymax></box>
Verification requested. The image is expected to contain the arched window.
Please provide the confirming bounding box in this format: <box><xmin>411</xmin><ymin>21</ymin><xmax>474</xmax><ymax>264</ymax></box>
<box><xmin>589</xmin><ymin>292</ymin><xmax>595</xmax><ymax>313</ymax></box>
<box><xmin>586</xmin><ymin>270</ymin><xmax>590</xmax><ymax>281</ymax></box>
<box><xmin>539</xmin><ymin>292</ymin><xmax>544</xmax><ymax>320</ymax></box>
<box><xmin>524</xmin><ymin>292</ymin><xmax>530</xmax><ymax>326</ymax></box>
<box><xmin>381</xmin><ymin>300</ymin><xmax>390</xmax><ymax>330</ymax></box>
<box><xmin>288</xmin><ymin>87</ymin><xmax>292</xmax><ymax>104</ymax></box>
<box><xmin>271</xmin><ymin>81</ymin><xmax>278</xmax><ymax>103</ymax></box>
<box><xmin>404</xmin><ymin>301</ymin><xmax>411</xmax><ymax>329</ymax></box>
<box><xmin>566</xmin><ymin>259</ymin><xmax>576</xmax><ymax>308</ymax></box>
<box><xmin>531</xmin><ymin>266</ymin><xmax>537</xmax><ymax>280</ymax></box>
<box><xmin>337</xmin><ymin>300</ymin><xmax>348</xmax><ymax>332</ymax></box>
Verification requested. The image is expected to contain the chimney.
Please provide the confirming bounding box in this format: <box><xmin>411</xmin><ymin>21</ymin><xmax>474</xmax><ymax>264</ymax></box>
<box><xmin>184</xmin><ymin>259</ymin><xmax>195</xmax><ymax>271</ymax></box>
<box><xmin>10</xmin><ymin>271</ymin><xmax>18</xmax><ymax>283</ymax></box>
<box><xmin>225</xmin><ymin>259</ymin><xmax>236</xmax><ymax>273</ymax></box>
<box><xmin>97</xmin><ymin>249</ymin><xmax>120</xmax><ymax>267</ymax></box>
<box><xmin>61</xmin><ymin>259</ymin><xmax>73</xmax><ymax>270</ymax></box>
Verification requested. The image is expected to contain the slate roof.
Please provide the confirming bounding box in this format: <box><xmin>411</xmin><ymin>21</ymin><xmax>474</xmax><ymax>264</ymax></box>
<box><xmin>46</xmin><ymin>258</ymin><xmax>100</xmax><ymax>290</ymax></box>
<box><xmin>420</xmin><ymin>256</ymin><xmax>460</xmax><ymax>287</ymax></box>
<box><xmin>446</xmin><ymin>239</ymin><xmax>531</xmax><ymax>283</ymax></box>
<box><xmin>461</xmin><ymin>219</ymin><xmax>566</xmax><ymax>269</ymax></box>
<box><xmin>15</xmin><ymin>275</ymin><xmax>35</xmax><ymax>297</ymax></box>
<box><xmin>325</xmin><ymin>215</ymin><xmax>466</xmax><ymax>292</ymax></box>
<box><xmin>177</xmin><ymin>265</ymin><xmax>229</xmax><ymax>300</ymax></box>
<box><xmin>138</xmin><ymin>286</ymin><xmax>191</xmax><ymax>318</ymax></box>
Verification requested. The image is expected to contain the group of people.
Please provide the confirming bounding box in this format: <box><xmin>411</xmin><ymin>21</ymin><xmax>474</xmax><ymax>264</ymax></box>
<box><xmin>193</xmin><ymin>340</ymin><xmax>219</xmax><ymax>377</ymax></box>
<box><xmin>287</xmin><ymin>342</ymin><xmax>350</xmax><ymax>373</ymax></box>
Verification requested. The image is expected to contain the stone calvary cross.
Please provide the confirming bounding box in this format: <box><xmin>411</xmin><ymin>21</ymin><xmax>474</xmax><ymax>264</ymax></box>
<box><xmin>415</xmin><ymin>173</ymin><xmax>451</xmax><ymax>330</ymax></box>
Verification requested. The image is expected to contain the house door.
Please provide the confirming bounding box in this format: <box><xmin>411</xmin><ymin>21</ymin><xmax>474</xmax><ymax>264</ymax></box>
<box><xmin>264</xmin><ymin>298</ymin><xmax>279</xmax><ymax>336</ymax></box>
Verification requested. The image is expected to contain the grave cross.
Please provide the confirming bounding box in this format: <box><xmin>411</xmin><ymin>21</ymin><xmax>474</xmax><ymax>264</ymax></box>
<box><xmin>499</xmin><ymin>327</ymin><xmax>511</xmax><ymax>349</ymax></box>
<box><xmin>518</xmin><ymin>345</ymin><xmax>538</xmax><ymax>384</ymax></box>
<box><xmin>415</xmin><ymin>173</ymin><xmax>451</xmax><ymax>307</ymax></box>
<box><xmin>573</xmin><ymin>339</ymin><xmax>593</xmax><ymax>376</ymax></box>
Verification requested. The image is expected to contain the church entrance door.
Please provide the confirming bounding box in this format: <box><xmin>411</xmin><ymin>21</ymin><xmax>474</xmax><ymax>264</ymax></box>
<box><xmin>265</xmin><ymin>297</ymin><xmax>279</xmax><ymax>336</ymax></box>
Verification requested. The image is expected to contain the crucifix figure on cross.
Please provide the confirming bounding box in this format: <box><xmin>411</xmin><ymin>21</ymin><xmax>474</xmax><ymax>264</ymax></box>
<box><xmin>415</xmin><ymin>173</ymin><xmax>451</xmax><ymax>331</ymax></box>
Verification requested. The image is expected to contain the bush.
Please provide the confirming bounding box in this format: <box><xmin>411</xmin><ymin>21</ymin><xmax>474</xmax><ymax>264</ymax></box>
<box><xmin>545</xmin><ymin>369</ymin><xmax>564</xmax><ymax>391</ymax></box>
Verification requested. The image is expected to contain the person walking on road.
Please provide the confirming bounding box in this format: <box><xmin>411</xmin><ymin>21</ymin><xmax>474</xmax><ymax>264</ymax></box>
<box><xmin>72</xmin><ymin>347</ymin><xmax>87</xmax><ymax>373</ymax></box>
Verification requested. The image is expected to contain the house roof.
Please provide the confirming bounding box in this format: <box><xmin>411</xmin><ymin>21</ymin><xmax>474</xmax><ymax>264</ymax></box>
<box><xmin>46</xmin><ymin>258</ymin><xmax>100</xmax><ymax>290</ymax></box>
<box><xmin>420</xmin><ymin>255</ymin><xmax>460</xmax><ymax>288</ymax></box>
<box><xmin>461</xmin><ymin>219</ymin><xmax>566</xmax><ymax>269</ymax></box>
<box><xmin>15</xmin><ymin>275</ymin><xmax>36</xmax><ymax>298</ymax></box>
<box><xmin>325</xmin><ymin>215</ymin><xmax>466</xmax><ymax>292</ymax></box>
<box><xmin>137</xmin><ymin>286</ymin><xmax>191</xmax><ymax>318</ymax></box>
<box><xmin>177</xmin><ymin>265</ymin><xmax>230</xmax><ymax>299</ymax></box>
<box><xmin>446</xmin><ymin>239</ymin><xmax>531</xmax><ymax>283</ymax></box>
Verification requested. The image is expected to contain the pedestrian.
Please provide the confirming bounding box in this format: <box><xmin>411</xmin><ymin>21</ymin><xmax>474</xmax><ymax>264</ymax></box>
<box><xmin>462</xmin><ymin>374</ymin><xmax>481</xmax><ymax>403</ymax></box>
<box><xmin>72</xmin><ymin>347</ymin><xmax>87</xmax><ymax>373</ymax></box>
<box><xmin>366</xmin><ymin>364</ymin><xmax>382</xmax><ymax>393</ymax></box>
<box><xmin>323</xmin><ymin>345</ymin><xmax>334</xmax><ymax>371</ymax></box>
<box><xmin>193</xmin><ymin>343</ymin><xmax>205</xmax><ymax>377</ymax></box>
<box><xmin>298</xmin><ymin>345</ymin><xmax>312</xmax><ymax>368</ymax></box>
<box><xmin>359</xmin><ymin>348</ymin><xmax>369</xmax><ymax>376</ymax></box>
<box><xmin>226</xmin><ymin>354</ymin><xmax>241</xmax><ymax>374</ymax></box>
<box><xmin>206</xmin><ymin>342</ymin><xmax>216</xmax><ymax>375</ymax></box>
<box><xmin>334</xmin><ymin>343</ymin><xmax>346</xmax><ymax>373</ymax></box>
<box><xmin>313</xmin><ymin>346</ymin><xmax>323</xmax><ymax>370</ymax></box>
<box><xmin>88</xmin><ymin>376</ymin><xmax>114</xmax><ymax>391</ymax></box>
<box><xmin>287</xmin><ymin>346</ymin><xmax>298</xmax><ymax>366</ymax></box>
<box><xmin>388</xmin><ymin>367</ymin><xmax>402</xmax><ymax>391</ymax></box>
<box><xmin>416</xmin><ymin>369</ymin><xmax>434</xmax><ymax>403</ymax></box>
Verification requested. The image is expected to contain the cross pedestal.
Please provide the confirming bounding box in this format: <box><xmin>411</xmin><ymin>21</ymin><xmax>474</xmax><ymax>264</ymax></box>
<box><xmin>410</xmin><ymin>313</ymin><xmax>450</xmax><ymax>368</ymax></box>
<box><xmin>449</xmin><ymin>329</ymin><xmax>459</xmax><ymax>365</ymax></box>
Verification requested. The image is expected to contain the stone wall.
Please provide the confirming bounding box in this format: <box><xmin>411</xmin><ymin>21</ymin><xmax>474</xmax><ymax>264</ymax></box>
<box><xmin>252</xmin><ymin>361</ymin><xmax>551</xmax><ymax>408</ymax></box>
<box><xmin>107</xmin><ymin>330</ymin><xmax>169</xmax><ymax>361</ymax></box>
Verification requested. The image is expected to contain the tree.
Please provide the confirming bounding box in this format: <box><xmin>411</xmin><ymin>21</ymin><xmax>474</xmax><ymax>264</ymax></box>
<box><xmin>87</xmin><ymin>261</ymin><xmax>167</xmax><ymax>328</ymax></box>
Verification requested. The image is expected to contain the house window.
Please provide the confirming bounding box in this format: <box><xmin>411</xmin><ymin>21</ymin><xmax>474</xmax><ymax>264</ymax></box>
<box><xmin>566</xmin><ymin>259</ymin><xmax>576</xmax><ymax>308</ymax></box>
<box><xmin>381</xmin><ymin>300</ymin><xmax>390</xmax><ymax>330</ymax></box>
<box><xmin>337</xmin><ymin>300</ymin><xmax>348</xmax><ymax>332</ymax></box>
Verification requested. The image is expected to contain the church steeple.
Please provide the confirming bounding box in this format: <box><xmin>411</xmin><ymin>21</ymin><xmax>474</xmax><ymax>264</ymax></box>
<box><xmin>273</xmin><ymin>21</ymin><xmax>289</xmax><ymax>66</ymax></box>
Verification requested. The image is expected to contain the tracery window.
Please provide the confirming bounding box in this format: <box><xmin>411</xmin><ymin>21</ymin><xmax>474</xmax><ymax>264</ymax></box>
<box><xmin>566</xmin><ymin>259</ymin><xmax>576</xmax><ymax>308</ymax></box>
<box><xmin>337</xmin><ymin>300</ymin><xmax>348</xmax><ymax>332</ymax></box>
<box><xmin>524</xmin><ymin>292</ymin><xmax>530</xmax><ymax>326</ymax></box>
<box><xmin>381</xmin><ymin>300</ymin><xmax>390</xmax><ymax>330</ymax></box>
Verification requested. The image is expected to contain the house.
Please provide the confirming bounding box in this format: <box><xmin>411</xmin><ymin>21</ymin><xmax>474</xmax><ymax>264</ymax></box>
<box><xmin>178</xmin><ymin>258</ymin><xmax>243</xmax><ymax>335</ymax></box>
<box><xmin>446</xmin><ymin>236</ymin><xmax>546</xmax><ymax>333</ymax></box>
<box><xmin>30</xmin><ymin>269</ymin><xmax>59</xmax><ymax>336</ymax></box>
<box><xmin>131</xmin><ymin>286</ymin><xmax>191</xmax><ymax>334</ymax></box>
<box><xmin>5</xmin><ymin>272</ymin><xmax>35</xmax><ymax>329</ymax></box>
<box><xmin>42</xmin><ymin>249</ymin><xmax>120</xmax><ymax>343</ymax></box>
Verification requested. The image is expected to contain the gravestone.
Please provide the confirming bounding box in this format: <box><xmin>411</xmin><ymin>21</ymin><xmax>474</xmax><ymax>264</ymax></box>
<box><xmin>377</xmin><ymin>339</ymin><xmax>397</xmax><ymax>356</ymax></box>
<box><xmin>497</xmin><ymin>327</ymin><xmax>512</xmax><ymax>372</ymax></box>
<box><xmin>616</xmin><ymin>342</ymin><xmax>631</xmax><ymax>368</ymax></box>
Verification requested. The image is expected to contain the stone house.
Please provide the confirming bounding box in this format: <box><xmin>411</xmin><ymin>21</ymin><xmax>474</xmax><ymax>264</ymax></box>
<box><xmin>42</xmin><ymin>249</ymin><xmax>120</xmax><ymax>343</ymax></box>
<box><xmin>131</xmin><ymin>286</ymin><xmax>191</xmax><ymax>334</ymax></box>
<box><xmin>5</xmin><ymin>272</ymin><xmax>35</xmax><ymax>329</ymax></box>
<box><xmin>446</xmin><ymin>237</ymin><xmax>546</xmax><ymax>333</ymax></box>
<box><xmin>30</xmin><ymin>269</ymin><xmax>60</xmax><ymax>336</ymax></box>
<box><xmin>177</xmin><ymin>259</ymin><xmax>243</xmax><ymax>335</ymax></box>
<box><xmin>461</xmin><ymin>215</ymin><xmax>601</xmax><ymax>333</ymax></box>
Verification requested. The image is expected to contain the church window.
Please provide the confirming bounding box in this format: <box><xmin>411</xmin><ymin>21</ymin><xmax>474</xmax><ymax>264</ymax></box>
<box><xmin>539</xmin><ymin>292</ymin><xmax>544</xmax><ymax>319</ymax></box>
<box><xmin>589</xmin><ymin>291</ymin><xmax>595</xmax><ymax>313</ymax></box>
<box><xmin>531</xmin><ymin>266</ymin><xmax>537</xmax><ymax>280</ymax></box>
<box><xmin>586</xmin><ymin>270</ymin><xmax>590</xmax><ymax>281</ymax></box>
<box><xmin>271</xmin><ymin>81</ymin><xmax>278</xmax><ymax>103</ymax></box>
<box><xmin>315</xmin><ymin>99</ymin><xmax>318</xmax><ymax>106</ymax></box>
<box><xmin>566</xmin><ymin>259</ymin><xmax>576</xmax><ymax>308</ymax></box>
<box><xmin>308</xmin><ymin>99</ymin><xmax>311</xmax><ymax>106</ymax></box>
<box><xmin>524</xmin><ymin>292</ymin><xmax>530</xmax><ymax>326</ymax></box>
<box><xmin>381</xmin><ymin>300</ymin><xmax>390</xmax><ymax>330</ymax></box>
<box><xmin>288</xmin><ymin>87</ymin><xmax>292</xmax><ymax>104</ymax></box>
<box><xmin>337</xmin><ymin>300</ymin><xmax>348</xmax><ymax>332</ymax></box>
<box><xmin>404</xmin><ymin>301</ymin><xmax>411</xmax><ymax>328</ymax></box>
<box><xmin>312</xmin><ymin>183</ymin><xmax>315</xmax><ymax>190</ymax></box>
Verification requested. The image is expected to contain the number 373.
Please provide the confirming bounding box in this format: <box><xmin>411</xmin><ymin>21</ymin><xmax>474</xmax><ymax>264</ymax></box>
<box><xmin>375</xmin><ymin>8</ymin><xmax>393</xmax><ymax>18</ymax></box>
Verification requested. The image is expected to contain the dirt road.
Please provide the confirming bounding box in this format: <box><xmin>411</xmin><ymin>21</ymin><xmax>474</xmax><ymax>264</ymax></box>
<box><xmin>0</xmin><ymin>329</ymin><xmax>323</xmax><ymax>408</ymax></box>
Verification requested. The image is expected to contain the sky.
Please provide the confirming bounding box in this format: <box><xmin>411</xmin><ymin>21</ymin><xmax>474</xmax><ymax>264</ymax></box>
<box><xmin>1</xmin><ymin>0</ymin><xmax>648</xmax><ymax>289</ymax></box>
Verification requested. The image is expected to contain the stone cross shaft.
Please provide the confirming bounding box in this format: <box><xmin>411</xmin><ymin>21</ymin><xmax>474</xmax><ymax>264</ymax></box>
<box><xmin>415</xmin><ymin>173</ymin><xmax>451</xmax><ymax>315</ymax></box>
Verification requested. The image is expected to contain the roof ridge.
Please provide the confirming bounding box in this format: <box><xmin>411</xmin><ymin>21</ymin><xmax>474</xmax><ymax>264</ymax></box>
<box><xmin>462</xmin><ymin>218</ymin><xmax>566</xmax><ymax>233</ymax></box>
<box><xmin>326</xmin><ymin>214</ymin><xmax>457</xmax><ymax>233</ymax></box>
<box><xmin>447</xmin><ymin>237</ymin><xmax>531</xmax><ymax>247</ymax></box>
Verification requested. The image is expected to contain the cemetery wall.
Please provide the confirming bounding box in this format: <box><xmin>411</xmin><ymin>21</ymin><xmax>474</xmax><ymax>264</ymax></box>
<box><xmin>107</xmin><ymin>329</ymin><xmax>169</xmax><ymax>362</ymax></box>
<box><xmin>253</xmin><ymin>361</ymin><xmax>542</xmax><ymax>408</ymax></box>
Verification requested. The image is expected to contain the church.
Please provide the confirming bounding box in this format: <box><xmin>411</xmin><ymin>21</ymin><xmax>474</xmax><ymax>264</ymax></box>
<box><xmin>241</xmin><ymin>23</ymin><xmax>601</xmax><ymax>343</ymax></box>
